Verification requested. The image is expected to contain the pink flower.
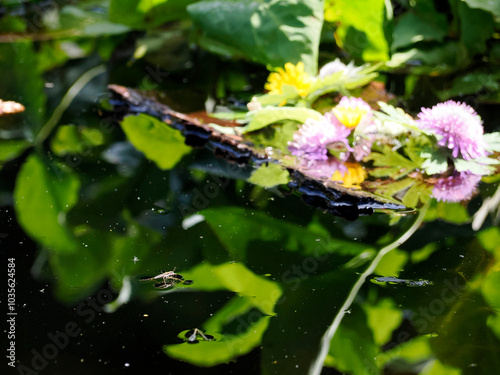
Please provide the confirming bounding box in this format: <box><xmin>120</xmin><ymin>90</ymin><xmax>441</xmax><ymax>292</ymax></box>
<box><xmin>416</xmin><ymin>101</ymin><xmax>488</xmax><ymax>160</ymax></box>
<box><xmin>289</xmin><ymin>112</ymin><xmax>351</xmax><ymax>161</ymax></box>
<box><xmin>352</xmin><ymin>136</ymin><xmax>373</xmax><ymax>161</ymax></box>
<box><xmin>432</xmin><ymin>170</ymin><xmax>482</xmax><ymax>202</ymax></box>
<box><xmin>299</xmin><ymin>158</ymin><xmax>346</xmax><ymax>180</ymax></box>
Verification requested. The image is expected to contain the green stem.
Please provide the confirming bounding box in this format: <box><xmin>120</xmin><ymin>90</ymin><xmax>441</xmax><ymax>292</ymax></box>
<box><xmin>34</xmin><ymin>64</ymin><xmax>106</xmax><ymax>145</ymax></box>
<box><xmin>308</xmin><ymin>202</ymin><xmax>430</xmax><ymax>375</ymax></box>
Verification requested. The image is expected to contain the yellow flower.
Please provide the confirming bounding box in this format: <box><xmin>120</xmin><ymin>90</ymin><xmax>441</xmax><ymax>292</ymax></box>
<box><xmin>264</xmin><ymin>62</ymin><xmax>314</xmax><ymax>98</ymax></box>
<box><xmin>332</xmin><ymin>106</ymin><xmax>367</xmax><ymax>128</ymax></box>
<box><xmin>331</xmin><ymin>162</ymin><xmax>367</xmax><ymax>188</ymax></box>
<box><xmin>332</xmin><ymin>96</ymin><xmax>373</xmax><ymax>128</ymax></box>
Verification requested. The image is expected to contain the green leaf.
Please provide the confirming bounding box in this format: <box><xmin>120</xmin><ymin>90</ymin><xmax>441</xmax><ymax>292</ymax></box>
<box><xmin>0</xmin><ymin>40</ymin><xmax>45</xmax><ymax>137</ymax></box>
<box><xmin>246</xmin><ymin>120</ymin><xmax>298</xmax><ymax>152</ymax></box>
<box><xmin>13</xmin><ymin>154</ymin><xmax>80</xmax><ymax>252</ymax></box>
<box><xmin>325</xmin><ymin>305</ymin><xmax>380</xmax><ymax>375</ymax></box>
<box><xmin>243</xmin><ymin>107</ymin><xmax>322</xmax><ymax>133</ymax></box>
<box><xmin>374</xmin><ymin>248</ymin><xmax>408</xmax><ymax>276</ymax></box>
<box><xmin>324</xmin><ymin>0</ymin><xmax>389</xmax><ymax>61</ymax></box>
<box><xmin>429</xmin><ymin>290</ymin><xmax>500</xmax><ymax>373</ymax></box>
<box><xmin>392</xmin><ymin>8</ymin><xmax>448</xmax><ymax>51</ymax></box>
<box><xmin>378</xmin><ymin>336</ymin><xmax>433</xmax><ymax>370</ymax></box>
<box><xmin>454</xmin><ymin>157</ymin><xmax>497</xmax><ymax>175</ymax></box>
<box><xmin>366</xmin><ymin>146</ymin><xmax>419</xmax><ymax>179</ymax></box>
<box><xmin>248</xmin><ymin>163</ymin><xmax>290</xmax><ymax>188</ymax></box>
<box><xmin>201</xmin><ymin>206</ymin><xmax>373</xmax><ymax>262</ymax></box>
<box><xmin>364</xmin><ymin>298</ymin><xmax>403</xmax><ymax>346</ymax></box>
<box><xmin>461</xmin><ymin>0</ymin><xmax>500</xmax><ymax>20</ymax></box>
<box><xmin>424</xmin><ymin>200</ymin><xmax>470</xmax><ymax>224</ymax></box>
<box><xmin>365</xmin><ymin>177</ymin><xmax>431</xmax><ymax>209</ymax></box>
<box><xmin>402</xmin><ymin>180</ymin><xmax>432</xmax><ymax>208</ymax></box>
<box><xmin>420</xmin><ymin>149</ymin><xmax>448</xmax><ymax>175</ymax></box>
<box><xmin>374</xmin><ymin>102</ymin><xmax>421</xmax><ymax>135</ymax></box>
<box><xmin>252</xmin><ymin>84</ymin><xmax>302</xmax><ymax>107</ymax></box>
<box><xmin>306</xmin><ymin>63</ymin><xmax>381</xmax><ymax>105</ymax></box>
<box><xmin>484</xmin><ymin>132</ymin><xmax>500</xmax><ymax>152</ymax></box>
<box><xmin>120</xmin><ymin>114</ymin><xmax>192</xmax><ymax>170</ymax></box>
<box><xmin>51</xmin><ymin>125</ymin><xmax>105</xmax><ymax>156</ymax></box>
<box><xmin>109</xmin><ymin>0</ymin><xmax>197</xmax><ymax>29</ymax></box>
<box><xmin>421</xmin><ymin>359</ymin><xmax>461</xmax><ymax>375</ymax></box>
<box><xmin>0</xmin><ymin>139</ymin><xmax>31</xmax><ymax>166</ymax></box>
<box><xmin>482</xmin><ymin>270</ymin><xmax>500</xmax><ymax>311</ymax></box>
<box><xmin>261</xmin><ymin>269</ymin><xmax>359</xmax><ymax>374</ymax></box>
<box><xmin>164</xmin><ymin>262</ymin><xmax>281</xmax><ymax>366</ymax></box>
<box><xmin>187</xmin><ymin>0</ymin><xmax>324</xmax><ymax>74</ymax></box>
<box><xmin>59</xmin><ymin>4</ymin><xmax>130</xmax><ymax>36</ymax></box>
<box><xmin>387</xmin><ymin>42</ymin><xmax>468</xmax><ymax>74</ymax></box>
<box><xmin>437</xmin><ymin>72</ymin><xmax>499</xmax><ymax>100</ymax></box>
<box><xmin>477</xmin><ymin>227</ymin><xmax>500</xmax><ymax>257</ymax></box>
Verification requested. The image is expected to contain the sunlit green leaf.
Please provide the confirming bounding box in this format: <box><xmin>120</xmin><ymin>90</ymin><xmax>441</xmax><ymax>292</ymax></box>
<box><xmin>306</xmin><ymin>63</ymin><xmax>380</xmax><ymax>105</ymax></box>
<box><xmin>484</xmin><ymin>132</ymin><xmax>500</xmax><ymax>152</ymax></box>
<box><xmin>420</xmin><ymin>359</ymin><xmax>461</xmax><ymax>375</ymax></box>
<box><xmin>14</xmin><ymin>154</ymin><xmax>80</xmax><ymax>252</ymax></box>
<box><xmin>164</xmin><ymin>262</ymin><xmax>281</xmax><ymax>366</ymax></box>
<box><xmin>401</xmin><ymin>181</ymin><xmax>432</xmax><ymax>208</ymax></box>
<box><xmin>364</xmin><ymin>298</ymin><xmax>403</xmax><ymax>346</ymax></box>
<box><xmin>366</xmin><ymin>146</ymin><xmax>419</xmax><ymax>179</ymax></box>
<box><xmin>243</xmin><ymin>107</ymin><xmax>322</xmax><ymax>133</ymax></box>
<box><xmin>454</xmin><ymin>157</ymin><xmax>497</xmax><ymax>175</ymax></box>
<box><xmin>477</xmin><ymin>227</ymin><xmax>500</xmax><ymax>257</ymax></box>
<box><xmin>188</xmin><ymin>0</ymin><xmax>324</xmax><ymax>74</ymax></box>
<box><xmin>420</xmin><ymin>149</ymin><xmax>448</xmax><ymax>175</ymax></box>
<box><xmin>246</xmin><ymin>120</ymin><xmax>298</xmax><ymax>152</ymax></box>
<box><xmin>378</xmin><ymin>336</ymin><xmax>433</xmax><ymax>370</ymax></box>
<box><xmin>424</xmin><ymin>200</ymin><xmax>470</xmax><ymax>224</ymax></box>
<box><xmin>0</xmin><ymin>139</ymin><xmax>31</xmax><ymax>165</ymax></box>
<box><xmin>51</xmin><ymin>125</ymin><xmax>105</xmax><ymax>156</ymax></box>
<box><xmin>120</xmin><ymin>114</ymin><xmax>191</xmax><ymax>170</ymax></box>
<box><xmin>374</xmin><ymin>248</ymin><xmax>408</xmax><ymax>276</ymax></box>
<box><xmin>324</xmin><ymin>0</ymin><xmax>389</xmax><ymax>61</ymax></box>
<box><xmin>248</xmin><ymin>163</ymin><xmax>290</xmax><ymax>188</ymax></box>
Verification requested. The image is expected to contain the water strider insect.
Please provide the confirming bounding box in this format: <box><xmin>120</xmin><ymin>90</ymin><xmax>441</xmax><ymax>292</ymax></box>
<box><xmin>140</xmin><ymin>269</ymin><xmax>193</xmax><ymax>289</ymax></box>
<box><xmin>184</xmin><ymin>328</ymin><xmax>214</xmax><ymax>344</ymax></box>
<box><xmin>373</xmin><ymin>276</ymin><xmax>433</xmax><ymax>287</ymax></box>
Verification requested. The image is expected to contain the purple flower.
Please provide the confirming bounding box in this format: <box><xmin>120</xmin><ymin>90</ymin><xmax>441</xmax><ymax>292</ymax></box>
<box><xmin>299</xmin><ymin>158</ymin><xmax>346</xmax><ymax>180</ymax></box>
<box><xmin>416</xmin><ymin>101</ymin><xmax>488</xmax><ymax>160</ymax></box>
<box><xmin>289</xmin><ymin>112</ymin><xmax>351</xmax><ymax>161</ymax></box>
<box><xmin>352</xmin><ymin>136</ymin><xmax>373</xmax><ymax>161</ymax></box>
<box><xmin>432</xmin><ymin>170</ymin><xmax>482</xmax><ymax>203</ymax></box>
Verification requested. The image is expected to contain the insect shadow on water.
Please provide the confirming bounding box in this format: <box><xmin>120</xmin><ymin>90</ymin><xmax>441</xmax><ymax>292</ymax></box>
<box><xmin>140</xmin><ymin>269</ymin><xmax>194</xmax><ymax>289</ymax></box>
<box><xmin>371</xmin><ymin>276</ymin><xmax>434</xmax><ymax>287</ymax></box>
